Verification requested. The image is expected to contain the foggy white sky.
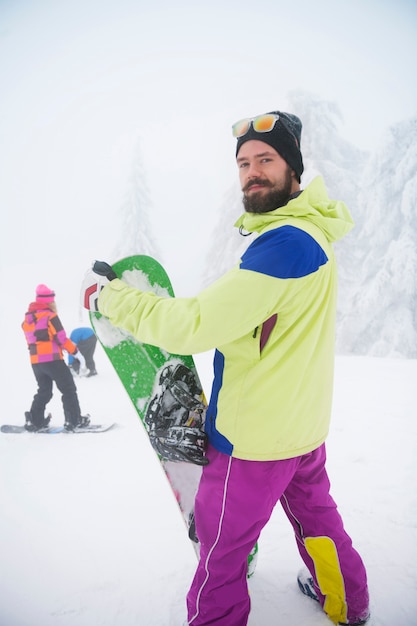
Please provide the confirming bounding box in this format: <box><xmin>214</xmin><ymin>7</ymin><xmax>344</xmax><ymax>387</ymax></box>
<box><xmin>1</xmin><ymin>0</ymin><xmax>416</xmax><ymax>293</ymax></box>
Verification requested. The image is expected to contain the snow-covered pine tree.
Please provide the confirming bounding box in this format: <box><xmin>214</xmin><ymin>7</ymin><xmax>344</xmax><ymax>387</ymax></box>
<box><xmin>112</xmin><ymin>140</ymin><xmax>161</xmax><ymax>262</ymax></box>
<box><xmin>337</xmin><ymin>116</ymin><xmax>417</xmax><ymax>358</ymax></box>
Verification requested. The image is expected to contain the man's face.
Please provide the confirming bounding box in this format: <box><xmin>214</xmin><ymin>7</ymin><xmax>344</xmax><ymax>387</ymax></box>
<box><xmin>236</xmin><ymin>140</ymin><xmax>298</xmax><ymax>213</ymax></box>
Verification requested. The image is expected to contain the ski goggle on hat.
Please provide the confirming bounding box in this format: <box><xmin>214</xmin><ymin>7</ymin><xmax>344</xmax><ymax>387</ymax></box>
<box><xmin>232</xmin><ymin>113</ymin><xmax>282</xmax><ymax>138</ymax></box>
<box><xmin>232</xmin><ymin>112</ymin><xmax>300</xmax><ymax>148</ymax></box>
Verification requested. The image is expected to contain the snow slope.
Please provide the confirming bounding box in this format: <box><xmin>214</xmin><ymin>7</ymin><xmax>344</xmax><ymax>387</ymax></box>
<box><xmin>1</xmin><ymin>333</ymin><xmax>416</xmax><ymax>625</ymax></box>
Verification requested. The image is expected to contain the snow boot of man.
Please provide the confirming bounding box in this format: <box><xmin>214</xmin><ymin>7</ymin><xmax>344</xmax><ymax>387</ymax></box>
<box><xmin>297</xmin><ymin>568</ymin><xmax>320</xmax><ymax>602</ymax></box>
<box><xmin>297</xmin><ymin>569</ymin><xmax>370</xmax><ymax>625</ymax></box>
<box><xmin>24</xmin><ymin>411</ymin><xmax>51</xmax><ymax>432</ymax></box>
<box><xmin>64</xmin><ymin>414</ymin><xmax>91</xmax><ymax>431</ymax></box>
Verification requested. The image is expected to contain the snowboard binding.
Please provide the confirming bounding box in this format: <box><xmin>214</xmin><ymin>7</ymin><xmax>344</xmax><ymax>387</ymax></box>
<box><xmin>145</xmin><ymin>363</ymin><xmax>208</xmax><ymax>466</ymax></box>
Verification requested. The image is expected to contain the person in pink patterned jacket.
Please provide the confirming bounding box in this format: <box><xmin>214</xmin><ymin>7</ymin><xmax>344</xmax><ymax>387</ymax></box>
<box><xmin>22</xmin><ymin>284</ymin><xmax>90</xmax><ymax>431</ymax></box>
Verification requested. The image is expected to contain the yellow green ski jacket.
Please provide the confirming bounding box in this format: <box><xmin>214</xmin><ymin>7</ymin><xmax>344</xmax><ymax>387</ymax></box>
<box><xmin>98</xmin><ymin>176</ymin><xmax>354</xmax><ymax>461</ymax></box>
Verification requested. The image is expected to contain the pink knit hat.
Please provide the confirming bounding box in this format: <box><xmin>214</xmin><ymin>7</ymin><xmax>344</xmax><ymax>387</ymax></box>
<box><xmin>35</xmin><ymin>284</ymin><xmax>55</xmax><ymax>303</ymax></box>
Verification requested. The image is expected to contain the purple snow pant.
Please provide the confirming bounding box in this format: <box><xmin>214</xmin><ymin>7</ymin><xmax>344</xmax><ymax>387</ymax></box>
<box><xmin>186</xmin><ymin>443</ymin><xmax>369</xmax><ymax>626</ymax></box>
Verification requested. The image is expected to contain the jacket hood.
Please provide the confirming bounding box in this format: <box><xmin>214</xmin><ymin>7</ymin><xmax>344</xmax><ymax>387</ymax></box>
<box><xmin>234</xmin><ymin>176</ymin><xmax>354</xmax><ymax>243</ymax></box>
<box><xmin>27</xmin><ymin>301</ymin><xmax>53</xmax><ymax>313</ymax></box>
<box><xmin>24</xmin><ymin>301</ymin><xmax>53</xmax><ymax>322</ymax></box>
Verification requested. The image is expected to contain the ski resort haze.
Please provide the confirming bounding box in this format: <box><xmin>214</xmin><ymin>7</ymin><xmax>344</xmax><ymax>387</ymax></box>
<box><xmin>1</xmin><ymin>1</ymin><xmax>416</xmax><ymax>624</ymax></box>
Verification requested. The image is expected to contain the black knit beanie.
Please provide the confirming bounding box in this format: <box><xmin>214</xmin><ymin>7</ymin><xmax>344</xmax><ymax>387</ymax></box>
<box><xmin>235</xmin><ymin>111</ymin><xmax>304</xmax><ymax>182</ymax></box>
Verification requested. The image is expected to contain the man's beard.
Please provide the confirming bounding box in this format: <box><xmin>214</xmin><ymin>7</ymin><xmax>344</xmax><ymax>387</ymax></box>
<box><xmin>242</xmin><ymin>169</ymin><xmax>293</xmax><ymax>214</ymax></box>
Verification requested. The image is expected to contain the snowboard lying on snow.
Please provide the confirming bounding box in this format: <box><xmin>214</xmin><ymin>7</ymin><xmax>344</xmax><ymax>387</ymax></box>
<box><xmin>89</xmin><ymin>254</ymin><xmax>258</xmax><ymax>576</ymax></box>
<box><xmin>0</xmin><ymin>423</ymin><xmax>115</xmax><ymax>434</ymax></box>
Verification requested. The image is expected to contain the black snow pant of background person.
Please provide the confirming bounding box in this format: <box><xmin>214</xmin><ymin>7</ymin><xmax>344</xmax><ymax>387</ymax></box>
<box><xmin>30</xmin><ymin>360</ymin><xmax>82</xmax><ymax>427</ymax></box>
<box><xmin>72</xmin><ymin>335</ymin><xmax>97</xmax><ymax>373</ymax></box>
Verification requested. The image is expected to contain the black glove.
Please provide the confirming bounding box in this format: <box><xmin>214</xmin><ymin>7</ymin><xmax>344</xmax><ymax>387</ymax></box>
<box><xmin>92</xmin><ymin>261</ymin><xmax>117</xmax><ymax>281</ymax></box>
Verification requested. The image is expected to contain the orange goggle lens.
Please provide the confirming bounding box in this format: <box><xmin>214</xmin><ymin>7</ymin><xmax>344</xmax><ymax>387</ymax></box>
<box><xmin>232</xmin><ymin>114</ymin><xmax>279</xmax><ymax>138</ymax></box>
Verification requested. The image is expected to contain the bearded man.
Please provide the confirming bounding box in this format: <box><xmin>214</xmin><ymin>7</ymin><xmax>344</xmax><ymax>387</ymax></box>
<box><xmin>82</xmin><ymin>110</ymin><xmax>370</xmax><ymax>626</ymax></box>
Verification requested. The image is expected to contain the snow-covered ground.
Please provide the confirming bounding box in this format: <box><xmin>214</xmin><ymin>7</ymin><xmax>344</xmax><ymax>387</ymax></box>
<box><xmin>1</xmin><ymin>331</ymin><xmax>416</xmax><ymax>625</ymax></box>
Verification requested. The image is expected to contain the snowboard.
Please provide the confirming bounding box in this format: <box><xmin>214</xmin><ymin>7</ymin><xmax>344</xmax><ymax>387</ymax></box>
<box><xmin>89</xmin><ymin>255</ymin><xmax>258</xmax><ymax>576</ymax></box>
<box><xmin>1</xmin><ymin>423</ymin><xmax>115</xmax><ymax>434</ymax></box>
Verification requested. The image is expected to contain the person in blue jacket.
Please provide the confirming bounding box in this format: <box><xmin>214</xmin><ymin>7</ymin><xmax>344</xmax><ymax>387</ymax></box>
<box><xmin>68</xmin><ymin>327</ymin><xmax>97</xmax><ymax>376</ymax></box>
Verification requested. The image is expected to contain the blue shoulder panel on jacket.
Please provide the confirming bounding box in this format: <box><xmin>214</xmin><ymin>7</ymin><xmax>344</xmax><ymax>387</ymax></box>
<box><xmin>240</xmin><ymin>225</ymin><xmax>328</xmax><ymax>278</ymax></box>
